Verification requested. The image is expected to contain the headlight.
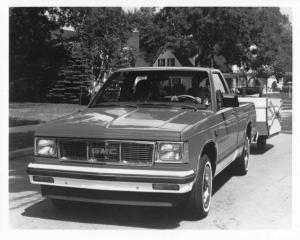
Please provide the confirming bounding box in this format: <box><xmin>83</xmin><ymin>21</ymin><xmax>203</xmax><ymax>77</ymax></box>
<box><xmin>156</xmin><ymin>142</ymin><xmax>188</xmax><ymax>163</ymax></box>
<box><xmin>35</xmin><ymin>138</ymin><xmax>57</xmax><ymax>157</ymax></box>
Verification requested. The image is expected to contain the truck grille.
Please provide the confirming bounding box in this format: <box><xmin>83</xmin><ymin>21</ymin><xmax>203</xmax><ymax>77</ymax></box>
<box><xmin>58</xmin><ymin>139</ymin><xmax>154</xmax><ymax>165</ymax></box>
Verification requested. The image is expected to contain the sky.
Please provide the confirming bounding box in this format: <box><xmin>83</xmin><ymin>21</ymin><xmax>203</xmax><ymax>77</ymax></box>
<box><xmin>280</xmin><ymin>7</ymin><xmax>292</xmax><ymax>22</ymax></box>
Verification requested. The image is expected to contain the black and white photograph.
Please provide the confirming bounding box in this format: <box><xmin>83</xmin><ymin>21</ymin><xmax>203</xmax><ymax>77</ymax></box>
<box><xmin>4</xmin><ymin>0</ymin><xmax>298</xmax><ymax>233</ymax></box>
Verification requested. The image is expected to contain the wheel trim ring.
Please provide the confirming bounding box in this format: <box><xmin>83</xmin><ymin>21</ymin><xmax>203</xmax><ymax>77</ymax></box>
<box><xmin>202</xmin><ymin>162</ymin><xmax>212</xmax><ymax>212</ymax></box>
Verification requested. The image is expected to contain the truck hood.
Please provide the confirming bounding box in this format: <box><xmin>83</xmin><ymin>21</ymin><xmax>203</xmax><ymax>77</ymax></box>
<box><xmin>36</xmin><ymin>107</ymin><xmax>212</xmax><ymax>141</ymax></box>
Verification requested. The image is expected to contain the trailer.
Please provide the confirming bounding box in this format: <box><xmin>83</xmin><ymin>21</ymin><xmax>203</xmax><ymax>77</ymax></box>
<box><xmin>223</xmin><ymin>73</ymin><xmax>282</xmax><ymax>151</ymax></box>
<box><xmin>238</xmin><ymin>97</ymin><xmax>281</xmax><ymax>150</ymax></box>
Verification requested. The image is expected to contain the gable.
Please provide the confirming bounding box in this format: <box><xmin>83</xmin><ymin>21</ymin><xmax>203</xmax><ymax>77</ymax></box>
<box><xmin>152</xmin><ymin>49</ymin><xmax>193</xmax><ymax>67</ymax></box>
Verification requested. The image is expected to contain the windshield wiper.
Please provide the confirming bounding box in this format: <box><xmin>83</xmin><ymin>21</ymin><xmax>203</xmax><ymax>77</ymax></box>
<box><xmin>180</xmin><ymin>105</ymin><xmax>199</xmax><ymax>111</ymax></box>
<box><xmin>137</xmin><ymin>102</ymin><xmax>204</xmax><ymax>111</ymax></box>
<box><xmin>91</xmin><ymin>103</ymin><xmax>138</xmax><ymax>108</ymax></box>
<box><xmin>136</xmin><ymin>103</ymin><xmax>173</xmax><ymax>108</ymax></box>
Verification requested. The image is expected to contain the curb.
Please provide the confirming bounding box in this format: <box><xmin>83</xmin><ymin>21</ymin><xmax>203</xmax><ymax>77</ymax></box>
<box><xmin>9</xmin><ymin>147</ymin><xmax>33</xmax><ymax>160</ymax></box>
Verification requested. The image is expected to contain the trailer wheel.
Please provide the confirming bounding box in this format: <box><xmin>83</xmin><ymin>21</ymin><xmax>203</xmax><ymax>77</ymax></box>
<box><xmin>257</xmin><ymin>136</ymin><xmax>267</xmax><ymax>151</ymax></box>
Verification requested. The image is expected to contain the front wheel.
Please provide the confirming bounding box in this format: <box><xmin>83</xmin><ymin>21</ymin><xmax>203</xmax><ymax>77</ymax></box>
<box><xmin>184</xmin><ymin>154</ymin><xmax>213</xmax><ymax>219</ymax></box>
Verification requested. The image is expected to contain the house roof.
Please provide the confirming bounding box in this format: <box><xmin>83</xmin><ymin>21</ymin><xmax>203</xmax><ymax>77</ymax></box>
<box><xmin>172</xmin><ymin>50</ymin><xmax>194</xmax><ymax>67</ymax></box>
<box><xmin>115</xmin><ymin>66</ymin><xmax>218</xmax><ymax>73</ymax></box>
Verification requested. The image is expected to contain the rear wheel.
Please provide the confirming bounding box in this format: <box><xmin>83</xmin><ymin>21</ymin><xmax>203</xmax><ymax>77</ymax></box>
<box><xmin>236</xmin><ymin>135</ymin><xmax>250</xmax><ymax>175</ymax></box>
<box><xmin>184</xmin><ymin>154</ymin><xmax>213</xmax><ymax>219</ymax></box>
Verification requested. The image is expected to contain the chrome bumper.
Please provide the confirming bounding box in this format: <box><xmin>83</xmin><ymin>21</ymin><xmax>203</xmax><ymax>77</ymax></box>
<box><xmin>27</xmin><ymin>163</ymin><xmax>196</xmax><ymax>194</ymax></box>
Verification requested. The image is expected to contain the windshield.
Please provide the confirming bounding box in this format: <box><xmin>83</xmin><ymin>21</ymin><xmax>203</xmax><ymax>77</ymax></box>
<box><xmin>91</xmin><ymin>70</ymin><xmax>211</xmax><ymax>110</ymax></box>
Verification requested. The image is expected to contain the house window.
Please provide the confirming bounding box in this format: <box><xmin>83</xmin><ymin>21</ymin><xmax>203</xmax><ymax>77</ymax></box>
<box><xmin>167</xmin><ymin>58</ymin><xmax>175</xmax><ymax>66</ymax></box>
<box><xmin>158</xmin><ymin>59</ymin><xmax>165</xmax><ymax>67</ymax></box>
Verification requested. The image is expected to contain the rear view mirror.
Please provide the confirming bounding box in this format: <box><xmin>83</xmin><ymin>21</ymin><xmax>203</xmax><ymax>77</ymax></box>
<box><xmin>223</xmin><ymin>94</ymin><xmax>239</xmax><ymax>108</ymax></box>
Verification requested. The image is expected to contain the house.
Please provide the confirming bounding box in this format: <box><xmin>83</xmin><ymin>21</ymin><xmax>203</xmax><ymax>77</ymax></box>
<box><xmin>152</xmin><ymin>48</ymin><xmax>194</xmax><ymax>67</ymax></box>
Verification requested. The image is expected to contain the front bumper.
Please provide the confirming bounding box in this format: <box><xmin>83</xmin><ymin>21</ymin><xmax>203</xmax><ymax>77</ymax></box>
<box><xmin>27</xmin><ymin>163</ymin><xmax>196</xmax><ymax>194</ymax></box>
<box><xmin>40</xmin><ymin>185</ymin><xmax>190</xmax><ymax>207</ymax></box>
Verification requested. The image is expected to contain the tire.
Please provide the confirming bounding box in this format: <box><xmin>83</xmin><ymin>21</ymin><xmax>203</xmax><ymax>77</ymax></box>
<box><xmin>184</xmin><ymin>154</ymin><xmax>213</xmax><ymax>219</ymax></box>
<box><xmin>236</xmin><ymin>134</ymin><xmax>250</xmax><ymax>175</ymax></box>
<box><xmin>257</xmin><ymin>136</ymin><xmax>267</xmax><ymax>151</ymax></box>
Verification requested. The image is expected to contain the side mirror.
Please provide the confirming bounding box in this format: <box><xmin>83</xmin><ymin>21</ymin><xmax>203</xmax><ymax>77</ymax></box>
<box><xmin>223</xmin><ymin>94</ymin><xmax>239</xmax><ymax>108</ymax></box>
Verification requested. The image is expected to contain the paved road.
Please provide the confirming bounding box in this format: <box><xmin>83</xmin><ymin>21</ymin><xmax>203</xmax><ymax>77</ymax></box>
<box><xmin>9</xmin><ymin>134</ymin><xmax>291</xmax><ymax>229</ymax></box>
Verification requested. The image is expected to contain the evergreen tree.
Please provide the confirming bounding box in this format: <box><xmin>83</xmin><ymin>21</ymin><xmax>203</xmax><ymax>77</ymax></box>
<box><xmin>47</xmin><ymin>43</ymin><xmax>92</xmax><ymax>104</ymax></box>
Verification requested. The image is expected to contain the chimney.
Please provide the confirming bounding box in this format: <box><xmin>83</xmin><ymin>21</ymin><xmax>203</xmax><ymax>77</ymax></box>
<box><xmin>128</xmin><ymin>28</ymin><xmax>139</xmax><ymax>52</ymax></box>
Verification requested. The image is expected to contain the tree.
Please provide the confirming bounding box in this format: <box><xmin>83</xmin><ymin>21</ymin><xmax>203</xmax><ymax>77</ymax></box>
<box><xmin>245</xmin><ymin>8</ymin><xmax>291</xmax><ymax>79</ymax></box>
<box><xmin>273</xmin><ymin>21</ymin><xmax>292</xmax><ymax>80</ymax></box>
<box><xmin>45</xmin><ymin>7</ymin><xmax>133</xmax><ymax>103</ymax></box>
<box><xmin>57</xmin><ymin>7</ymin><xmax>131</xmax><ymax>75</ymax></box>
<box><xmin>139</xmin><ymin>7</ymin><xmax>292</xmax><ymax>76</ymax></box>
<box><xmin>47</xmin><ymin>42</ymin><xmax>92</xmax><ymax>104</ymax></box>
<box><xmin>9</xmin><ymin>7</ymin><xmax>69</xmax><ymax>102</ymax></box>
<box><xmin>126</xmin><ymin>7</ymin><xmax>157</xmax><ymax>29</ymax></box>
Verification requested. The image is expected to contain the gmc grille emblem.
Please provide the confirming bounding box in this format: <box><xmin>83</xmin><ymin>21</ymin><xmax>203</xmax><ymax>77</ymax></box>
<box><xmin>91</xmin><ymin>148</ymin><xmax>118</xmax><ymax>155</ymax></box>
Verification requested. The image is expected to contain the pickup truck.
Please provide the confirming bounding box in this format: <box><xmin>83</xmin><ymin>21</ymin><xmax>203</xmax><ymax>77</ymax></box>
<box><xmin>27</xmin><ymin>67</ymin><xmax>256</xmax><ymax>219</ymax></box>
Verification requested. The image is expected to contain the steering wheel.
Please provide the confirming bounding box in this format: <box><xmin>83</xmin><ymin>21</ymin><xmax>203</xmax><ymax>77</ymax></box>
<box><xmin>175</xmin><ymin>95</ymin><xmax>202</xmax><ymax>103</ymax></box>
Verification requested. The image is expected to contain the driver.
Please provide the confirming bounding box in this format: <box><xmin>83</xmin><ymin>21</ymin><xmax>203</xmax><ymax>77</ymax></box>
<box><xmin>187</xmin><ymin>74</ymin><xmax>210</xmax><ymax>104</ymax></box>
<box><xmin>135</xmin><ymin>80</ymin><xmax>153</xmax><ymax>102</ymax></box>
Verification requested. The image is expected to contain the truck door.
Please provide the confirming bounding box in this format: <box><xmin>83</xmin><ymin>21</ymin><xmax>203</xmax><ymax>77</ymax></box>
<box><xmin>211</xmin><ymin>71</ymin><xmax>239</xmax><ymax>173</ymax></box>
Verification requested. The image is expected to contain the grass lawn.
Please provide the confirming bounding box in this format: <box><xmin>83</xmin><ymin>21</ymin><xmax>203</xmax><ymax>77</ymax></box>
<box><xmin>9</xmin><ymin>103</ymin><xmax>81</xmax><ymax>151</ymax></box>
<box><xmin>9</xmin><ymin>118</ymin><xmax>42</xmax><ymax>127</ymax></box>
<box><xmin>9</xmin><ymin>131</ymin><xmax>35</xmax><ymax>151</ymax></box>
<box><xmin>9</xmin><ymin>102</ymin><xmax>81</xmax><ymax>123</ymax></box>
